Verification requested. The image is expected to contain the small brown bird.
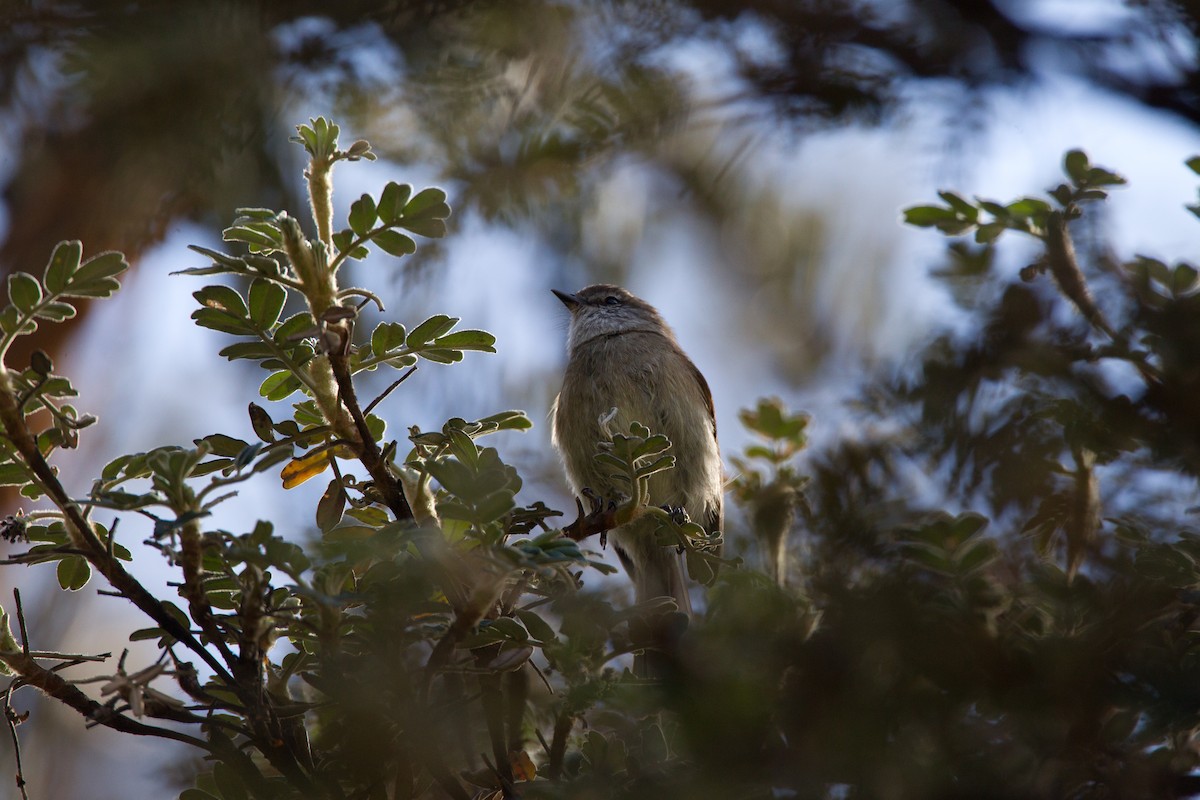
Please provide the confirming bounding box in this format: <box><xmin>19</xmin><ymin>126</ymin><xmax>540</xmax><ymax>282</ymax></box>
<box><xmin>550</xmin><ymin>285</ymin><xmax>723</xmax><ymax>616</ymax></box>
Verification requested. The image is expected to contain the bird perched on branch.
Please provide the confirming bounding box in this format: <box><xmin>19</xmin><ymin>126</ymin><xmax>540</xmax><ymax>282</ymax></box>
<box><xmin>551</xmin><ymin>284</ymin><xmax>723</xmax><ymax>621</ymax></box>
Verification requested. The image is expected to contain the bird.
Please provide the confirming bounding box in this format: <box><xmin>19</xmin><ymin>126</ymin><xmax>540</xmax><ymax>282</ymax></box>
<box><xmin>550</xmin><ymin>284</ymin><xmax>723</xmax><ymax>622</ymax></box>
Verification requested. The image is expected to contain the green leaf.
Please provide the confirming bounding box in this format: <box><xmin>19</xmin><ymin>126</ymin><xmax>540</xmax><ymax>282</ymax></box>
<box><xmin>201</xmin><ymin>434</ymin><xmax>251</xmax><ymax>458</ymax></box>
<box><xmin>937</xmin><ymin>191</ymin><xmax>978</xmax><ymax>221</ymax></box>
<box><xmin>478</xmin><ymin>410</ymin><xmax>533</xmax><ymax>432</ymax></box>
<box><xmin>1172</xmin><ymin>263</ymin><xmax>1198</xmax><ymax>296</ymax></box>
<box><xmin>1051</xmin><ymin>184</ymin><xmax>1074</xmax><ymax>206</ymax></box>
<box><xmin>1135</xmin><ymin>545</ymin><xmax>1197</xmax><ymax>588</ymax></box>
<box><xmin>482</xmin><ymin>617</ymin><xmax>528</xmax><ymax>642</ymax></box>
<box><xmin>234</xmin><ymin>207</ymin><xmax>277</xmax><ymax>221</ymax></box>
<box><xmin>30</xmin><ymin>350</ymin><xmax>52</xmax><ymax>377</ymax></box>
<box><xmin>432</xmin><ymin>330</ymin><xmax>497</xmax><ymax>352</ymax></box>
<box><xmin>974</xmin><ymin>222</ymin><xmax>1006</xmax><ymax>244</ymax></box>
<box><xmin>274</xmin><ymin>312</ymin><xmax>316</xmax><ymax>343</ymax></box>
<box><xmin>407</xmin><ymin>315</ymin><xmax>458</xmax><ymax>347</ymax></box>
<box><xmin>403</xmin><ymin>187</ymin><xmax>449</xmax><ymax>219</ymax></box>
<box><xmin>1085</xmin><ymin>167</ymin><xmax>1126</xmax><ymax>187</ymax></box>
<box><xmin>128</xmin><ymin>626</ymin><xmax>167</xmax><ymax>642</ymax></box>
<box><xmin>316</xmin><ymin>479</ymin><xmax>346</xmax><ymax>532</ymax></box>
<box><xmin>377</xmin><ymin>182</ymin><xmax>412</xmax><ymax>223</ymax></box>
<box><xmin>57</xmin><ymin>556</ymin><xmax>91</xmax><ymax>591</ymax></box>
<box><xmin>398</xmin><ymin>218</ymin><xmax>447</xmax><ymax>238</ymax></box>
<box><xmin>223</xmin><ymin>225</ymin><xmax>280</xmax><ymax>251</ymax></box>
<box><xmin>35</xmin><ymin>302</ymin><xmax>77</xmax><ymax>322</ymax></box>
<box><xmin>515</xmin><ymin>609</ymin><xmax>557</xmax><ymax>644</ymax></box>
<box><xmin>903</xmin><ymin>205</ymin><xmax>957</xmax><ymax>227</ymax></box>
<box><xmin>43</xmin><ymin>240</ymin><xmax>82</xmax><ymax>294</ymax></box>
<box><xmin>0</xmin><ymin>306</ymin><xmax>36</xmax><ymax>336</ymax></box>
<box><xmin>248</xmin><ymin>279</ymin><xmax>286</xmax><ymax>329</ymax></box>
<box><xmin>332</xmin><ymin>229</ymin><xmax>370</xmax><ymax>261</ymax></box>
<box><xmin>947</xmin><ymin>513</ymin><xmax>989</xmax><ymax>542</ymax></box>
<box><xmin>192</xmin><ymin>308</ymin><xmax>255</xmax><ymax>336</ymax></box>
<box><xmin>8</xmin><ymin>272</ymin><xmax>42</xmax><ymax>313</ymax></box>
<box><xmin>344</xmin><ymin>139</ymin><xmax>375</xmax><ymax>162</ymax></box>
<box><xmin>195</xmin><ymin>285</ymin><xmax>249</xmax><ymax>318</ymax></box>
<box><xmin>956</xmin><ymin>536</ymin><xmax>998</xmax><ymax>573</ymax></box>
<box><xmin>1186</xmin><ymin>155</ymin><xmax>1200</xmax><ymax>175</ymax></box>
<box><xmin>349</xmin><ymin>194</ymin><xmax>377</xmax><ymax>236</ymax></box>
<box><xmin>371</xmin><ymin>321</ymin><xmax>407</xmax><ymax>355</ymax></box>
<box><xmin>248</xmin><ymin>403</ymin><xmax>276</xmax><ymax>443</ymax></box>
<box><xmin>373</xmin><ymin>230</ymin><xmax>417</xmax><ymax>257</ymax></box>
<box><xmin>0</xmin><ymin>463</ymin><xmax>29</xmax><ymax>486</ymax></box>
<box><xmin>260</xmin><ymin>370</ymin><xmax>302</xmax><ymax>401</ymax></box>
<box><xmin>219</xmin><ymin>341</ymin><xmax>275</xmax><ymax>362</ymax></box>
<box><xmin>1064</xmin><ymin>149</ymin><xmax>1090</xmax><ymax>183</ymax></box>
<box><xmin>415</xmin><ymin>348</ymin><xmax>463</xmax><ymax>364</ymax></box>
<box><xmin>1005</xmin><ymin>198</ymin><xmax>1051</xmax><ymax>220</ymax></box>
<box><xmin>72</xmin><ymin>251</ymin><xmax>128</xmax><ymax>285</ymax></box>
<box><xmin>192</xmin><ymin>285</ymin><xmax>254</xmax><ymax>334</ymax></box>
<box><xmin>185</xmin><ymin>245</ymin><xmax>250</xmax><ymax>272</ymax></box>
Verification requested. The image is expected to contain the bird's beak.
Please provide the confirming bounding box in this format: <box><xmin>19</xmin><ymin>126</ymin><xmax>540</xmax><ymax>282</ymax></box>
<box><xmin>552</xmin><ymin>289</ymin><xmax>580</xmax><ymax>310</ymax></box>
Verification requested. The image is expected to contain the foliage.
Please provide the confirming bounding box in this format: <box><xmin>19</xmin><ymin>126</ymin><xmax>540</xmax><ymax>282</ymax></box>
<box><xmin>2</xmin><ymin>120</ymin><xmax>1200</xmax><ymax>800</ymax></box>
<box><xmin>0</xmin><ymin>118</ymin><xmax>710</xmax><ymax>800</ymax></box>
<box><xmin>7</xmin><ymin>0</ymin><xmax>1200</xmax><ymax>292</ymax></box>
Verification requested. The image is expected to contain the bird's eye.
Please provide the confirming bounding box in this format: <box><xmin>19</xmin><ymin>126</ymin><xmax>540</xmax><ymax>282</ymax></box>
<box><xmin>604</xmin><ymin>296</ymin><xmax>622</xmax><ymax>306</ymax></box>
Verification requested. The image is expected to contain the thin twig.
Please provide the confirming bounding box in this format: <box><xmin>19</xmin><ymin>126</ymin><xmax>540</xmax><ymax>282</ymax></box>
<box><xmin>12</xmin><ymin>590</ymin><xmax>28</xmax><ymax>656</ymax></box>
<box><xmin>3</xmin><ymin>681</ymin><xmax>29</xmax><ymax>800</ymax></box>
<box><xmin>23</xmin><ymin>652</ymin><xmax>109</xmax><ymax>663</ymax></box>
<box><xmin>0</xmin><ymin>650</ymin><xmax>211</xmax><ymax>751</ymax></box>
<box><xmin>362</xmin><ymin>365</ymin><xmax>418</xmax><ymax>417</ymax></box>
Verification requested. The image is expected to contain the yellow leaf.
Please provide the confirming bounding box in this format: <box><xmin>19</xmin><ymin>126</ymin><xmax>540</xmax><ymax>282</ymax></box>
<box><xmin>510</xmin><ymin>750</ymin><xmax>536</xmax><ymax>782</ymax></box>
<box><xmin>281</xmin><ymin>449</ymin><xmax>331</xmax><ymax>489</ymax></box>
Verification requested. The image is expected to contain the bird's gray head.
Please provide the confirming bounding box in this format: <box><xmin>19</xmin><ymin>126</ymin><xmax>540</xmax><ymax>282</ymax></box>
<box><xmin>552</xmin><ymin>284</ymin><xmax>672</xmax><ymax>354</ymax></box>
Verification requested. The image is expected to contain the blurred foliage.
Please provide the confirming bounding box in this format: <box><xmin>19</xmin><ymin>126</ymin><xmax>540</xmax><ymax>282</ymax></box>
<box><xmin>0</xmin><ymin>2</ymin><xmax>1198</xmax><ymax>797</ymax></box>
<box><xmin>0</xmin><ymin>118</ymin><xmax>1199</xmax><ymax>799</ymax></box>
<box><xmin>2</xmin><ymin>0</ymin><xmax>1198</xmax><ymax>268</ymax></box>
<box><xmin>2</xmin><ymin>0</ymin><xmax>1197</xmax><ymax>381</ymax></box>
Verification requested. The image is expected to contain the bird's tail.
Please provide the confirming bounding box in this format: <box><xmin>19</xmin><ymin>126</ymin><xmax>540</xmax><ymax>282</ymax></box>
<box><xmin>614</xmin><ymin>526</ymin><xmax>691</xmax><ymax>677</ymax></box>
<box><xmin>633</xmin><ymin>540</ymin><xmax>692</xmax><ymax>616</ymax></box>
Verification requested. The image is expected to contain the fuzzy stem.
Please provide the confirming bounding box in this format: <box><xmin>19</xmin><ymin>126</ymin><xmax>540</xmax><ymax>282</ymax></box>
<box><xmin>305</xmin><ymin>151</ymin><xmax>335</xmax><ymax>248</ymax></box>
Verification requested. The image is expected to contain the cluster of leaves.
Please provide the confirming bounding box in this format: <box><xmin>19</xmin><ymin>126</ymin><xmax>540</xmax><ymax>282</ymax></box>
<box><xmin>0</xmin><ymin>242</ymin><xmax>129</xmax><ymax>588</ymax></box>
<box><xmin>6</xmin><ymin>118</ymin><xmax>1200</xmax><ymax>800</ymax></box>
<box><xmin>729</xmin><ymin>398</ymin><xmax>810</xmax><ymax>585</ymax></box>
<box><xmin>0</xmin><ymin>119</ymin><xmax>729</xmax><ymax>800</ymax></box>
<box><xmin>740</xmin><ymin>149</ymin><xmax>1200</xmax><ymax>798</ymax></box>
<box><xmin>903</xmin><ymin>149</ymin><xmax>1127</xmax><ymax>243</ymax></box>
<box><xmin>520</xmin><ymin>149</ymin><xmax>1200</xmax><ymax>800</ymax></box>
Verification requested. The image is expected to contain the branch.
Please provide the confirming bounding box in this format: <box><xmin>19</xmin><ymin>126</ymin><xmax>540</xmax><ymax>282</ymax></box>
<box><xmin>562</xmin><ymin>491</ymin><xmax>621</xmax><ymax>543</ymax></box>
<box><xmin>0</xmin><ymin>650</ymin><xmax>210</xmax><ymax>751</ymax></box>
<box><xmin>0</xmin><ymin>374</ymin><xmax>323</xmax><ymax>795</ymax></box>
<box><xmin>0</xmin><ymin>374</ymin><xmax>238</xmax><ymax>689</ymax></box>
<box><xmin>1045</xmin><ymin>211</ymin><xmax>1114</xmax><ymax>339</ymax></box>
<box><xmin>547</xmin><ymin>710</ymin><xmax>575</xmax><ymax>781</ymax></box>
<box><xmin>326</xmin><ymin>350</ymin><xmax>413</xmax><ymax>522</ymax></box>
<box><xmin>327</xmin><ymin>349</ymin><xmax>476</xmax><ymax>615</ymax></box>
<box><xmin>178</xmin><ymin>517</ymin><xmax>237</xmax><ymax>669</ymax></box>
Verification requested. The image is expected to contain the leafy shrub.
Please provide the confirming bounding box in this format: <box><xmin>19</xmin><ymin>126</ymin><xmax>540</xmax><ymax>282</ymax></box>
<box><xmin>1</xmin><ymin>121</ymin><xmax>1200</xmax><ymax>800</ymax></box>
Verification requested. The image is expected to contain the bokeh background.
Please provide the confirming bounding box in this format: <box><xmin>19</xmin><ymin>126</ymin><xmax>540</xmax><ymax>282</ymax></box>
<box><xmin>0</xmin><ymin>1</ymin><xmax>1198</xmax><ymax>796</ymax></box>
